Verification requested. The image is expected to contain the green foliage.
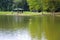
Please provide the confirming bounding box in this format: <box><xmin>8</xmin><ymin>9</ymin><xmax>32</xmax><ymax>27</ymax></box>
<box><xmin>0</xmin><ymin>0</ymin><xmax>28</xmax><ymax>11</ymax></box>
<box><xmin>0</xmin><ymin>0</ymin><xmax>60</xmax><ymax>12</ymax></box>
<box><xmin>55</xmin><ymin>1</ymin><xmax>60</xmax><ymax>11</ymax></box>
<box><xmin>0</xmin><ymin>0</ymin><xmax>13</xmax><ymax>11</ymax></box>
<box><xmin>42</xmin><ymin>0</ymin><xmax>49</xmax><ymax>11</ymax></box>
<box><xmin>48</xmin><ymin>0</ymin><xmax>60</xmax><ymax>12</ymax></box>
<box><xmin>13</xmin><ymin>0</ymin><xmax>24</xmax><ymax>8</ymax></box>
<box><xmin>27</xmin><ymin>0</ymin><xmax>40</xmax><ymax>11</ymax></box>
<box><xmin>27</xmin><ymin>0</ymin><xmax>49</xmax><ymax>11</ymax></box>
<box><xmin>48</xmin><ymin>0</ymin><xmax>56</xmax><ymax>12</ymax></box>
<box><xmin>27</xmin><ymin>0</ymin><xmax>60</xmax><ymax>12</ymax></box>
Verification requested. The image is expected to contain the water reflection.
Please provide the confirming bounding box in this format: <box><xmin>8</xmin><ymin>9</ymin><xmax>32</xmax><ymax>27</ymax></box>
<box><xmin>0</xmin><ymin>15</ymin><xmax>30</xmax><ymax>30</ymax></box>
<box><xmin>0</xmin><ymin>29</ymin><xmax>31</xmax><ymax>40</ymax></box>
<box><xmin>28</xmin><ymin>16</ymin><xmax>42</xmax><ymax>40</ymax></box>
<box><xmin>0</xmin><ymin>15</ymin><xmax>60</xmax><ymax>40</ymax></box>
<box><xmin>0</xmin><ymin>15</ymin><xmax>31</xmax><ymax>40</ymax></box>
<box><xmin>43</xmin><ymin>15</ymin><xmax>60</xmax><ymax>40</ymax></box>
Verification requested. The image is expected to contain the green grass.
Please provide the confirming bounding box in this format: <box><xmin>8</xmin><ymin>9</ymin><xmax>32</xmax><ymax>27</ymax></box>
<box><xmin>0</xmin><ymin>11</ymin><xmax>59</xmax><ymax>16</ymax></box>
<box><xmin>0</xmin><ymin>11</ymin><xmax>48</xmax><ymax>15</ymax></box>
<box><xmin>0</xmin><ymin>11</ymin><xmax>12</xmax><ymax>15</ymax></box>
<box><xmin>0</xmin><ymin>11</ymin><xmax>42</xmax><ymax>15</ymax></box>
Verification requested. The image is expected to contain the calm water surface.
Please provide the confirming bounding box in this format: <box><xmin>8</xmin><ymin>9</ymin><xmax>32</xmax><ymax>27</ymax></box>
<box><xmin>0</xmin><ymin>15</ymin><xmax>60</xmax><ymax>40</ymax></box>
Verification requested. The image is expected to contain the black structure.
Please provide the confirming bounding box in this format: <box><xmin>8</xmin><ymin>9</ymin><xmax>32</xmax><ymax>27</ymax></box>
<box><xmin>13</xmin><ymin>8</ymin><xmax>24</xmax><ymax>13</ymax></box>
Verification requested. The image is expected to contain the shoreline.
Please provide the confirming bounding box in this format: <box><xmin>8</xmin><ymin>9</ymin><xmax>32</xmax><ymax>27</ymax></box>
<box><xmin>0</xmin><ymin>12</ymin><xmax>60</xmax><ymax>16</ymax></box>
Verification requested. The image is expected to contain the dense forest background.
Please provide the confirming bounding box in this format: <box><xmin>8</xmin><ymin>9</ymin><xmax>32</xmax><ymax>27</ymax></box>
<box><xmin>0</xmin><ymin>0</ymin><xmax>60</xmax><ymax>12</ymax></box>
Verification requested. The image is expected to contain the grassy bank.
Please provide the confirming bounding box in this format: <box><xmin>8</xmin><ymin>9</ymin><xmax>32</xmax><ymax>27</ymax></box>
<box><xmin>0</xmin><ymin>11</ymin><xmax>49</xmax><ymax>15</ymax></box>
<box><xmin>0</xmin><ymin>11</ymin><xmax>60</xmax><ymax>16</ymax></box>
<box><xmin>0</xmin><ymin>11</ymin><xmax>12</xmax><ymax>15</ymax></box>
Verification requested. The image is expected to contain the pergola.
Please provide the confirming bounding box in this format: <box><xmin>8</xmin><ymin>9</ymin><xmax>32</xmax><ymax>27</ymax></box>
<box><xmin>13</xmin><ymin>8</ymin><xmax>24</xmax><ymax>13</ymax></box>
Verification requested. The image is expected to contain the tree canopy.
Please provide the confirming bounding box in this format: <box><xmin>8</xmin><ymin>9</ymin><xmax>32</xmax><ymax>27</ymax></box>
<box><xmin>0</xmin><ymin>0</ymin><xmax>60</xmax><ymax>12</ymax></box>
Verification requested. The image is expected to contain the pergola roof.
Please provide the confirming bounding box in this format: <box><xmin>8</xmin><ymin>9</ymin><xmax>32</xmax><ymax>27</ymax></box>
<box><xmin>13</xmin><ymin>8</ymin><xmax>24</xmax><ymax>11</ymax></box>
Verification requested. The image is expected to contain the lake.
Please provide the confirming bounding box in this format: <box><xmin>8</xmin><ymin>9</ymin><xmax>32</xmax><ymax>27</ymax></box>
<box><xmin>0</xmin><ymin>15</ymin><xmax>60</xmax><ymax>40</ymax></box>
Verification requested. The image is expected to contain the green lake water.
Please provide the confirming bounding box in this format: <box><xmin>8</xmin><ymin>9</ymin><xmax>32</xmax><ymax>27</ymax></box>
<box><xmin>0</xmin><ymin>15</ymin><xmax>60</xmax><ymax>40</ymax></box>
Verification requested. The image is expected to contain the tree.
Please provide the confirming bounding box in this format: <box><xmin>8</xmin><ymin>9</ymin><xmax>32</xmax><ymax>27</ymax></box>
<box><xmin>27</xmin><ymin>0</ymin><xmax>49</xmax><ymax>12</ymax></box>
<box><xmin>13</xmin><ymin>0</ymin><xmax>29</xmax><ymax>11</ymax></box>
<box><xmin>47</xmin><ymin>0</ymin><xmax>60</xmax><ymax>12</ymax></box>
<box><xmin>55</xmin><ymin>1</ymin><xmax>60</xmax><ymax>12</ymax></box>
<box><xmin>0</xmin><ymin>0</ymin><xmax>13</xmax><ymax>11</ymax></box>
<box><xmin>48</xmin><ymin>0</ymin><xmax>56</xmax><ymax>12</ymax></box>
<box><xmin>41</xmin><ymin>0</ymin><xmax>49</xmax><ymax>11</ymax></box>
<box><xmin>27</xmin><ymin>0</ymin><xmax>40</xmax><ymax>11</ymax></box>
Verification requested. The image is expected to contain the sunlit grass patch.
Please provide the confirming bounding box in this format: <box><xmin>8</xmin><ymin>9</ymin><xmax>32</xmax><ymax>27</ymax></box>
<box><xmin>0</xmin><ymin>11</ymin><xmax>12</xmax><ymax>15</ymax></box>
